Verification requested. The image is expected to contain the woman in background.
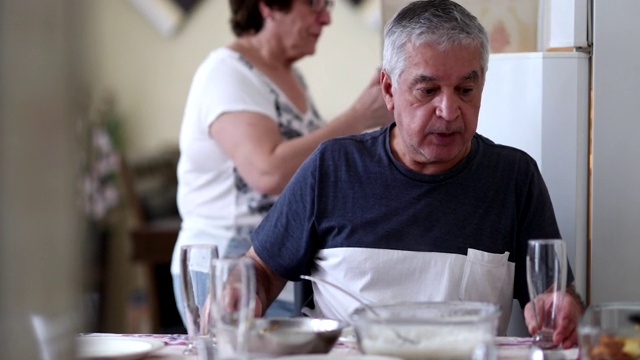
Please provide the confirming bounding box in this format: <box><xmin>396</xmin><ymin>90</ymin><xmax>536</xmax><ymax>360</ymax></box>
<box><xmin>171</xmin><ymin>0</ymin><xmax>393</xmax><ymax>322</ymax></box>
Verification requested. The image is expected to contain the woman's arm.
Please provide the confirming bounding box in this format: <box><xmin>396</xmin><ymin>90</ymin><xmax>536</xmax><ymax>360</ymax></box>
<box><xmin>210</xmin><ymin>72</ymin><xmax>393</xmax><ymax>195</ymax></box>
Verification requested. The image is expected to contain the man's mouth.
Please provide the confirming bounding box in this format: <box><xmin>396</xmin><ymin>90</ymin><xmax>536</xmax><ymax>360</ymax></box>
<box><xmin>434</xmin><ymin>132</ymin><xmax>455</xmax><ymax>137</ymax></box>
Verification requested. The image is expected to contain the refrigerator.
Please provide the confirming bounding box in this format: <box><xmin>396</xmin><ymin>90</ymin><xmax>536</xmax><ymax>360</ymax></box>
<box><xmin>479</xmin><ymin>0</ymin><xmax>640</xmax><ymax>309</ymax></box>
<box><xmin>588</xmin><ymin>1</ymin><xmax>640</xmax><ymax>303</ymax></box>
<box><xmin>476</xmin><ymin>51</ymin><xmax>590</xmax><ymax>336</ymax></box>
<box><xmin>382</xmin><ymin>0</ymin><xmax>640</xmax><ymax>335</ymax></box>
<box><xmin>477</xmin><ymin>50</ymin><xmax>590</xmax><ymax>299</ymax></box>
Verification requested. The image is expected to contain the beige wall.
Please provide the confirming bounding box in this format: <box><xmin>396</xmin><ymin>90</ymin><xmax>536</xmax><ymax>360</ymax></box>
<box><xmin>77</xmin><ymin>0</ymin><xmax>383</xmax><ymax>158</ymax></box>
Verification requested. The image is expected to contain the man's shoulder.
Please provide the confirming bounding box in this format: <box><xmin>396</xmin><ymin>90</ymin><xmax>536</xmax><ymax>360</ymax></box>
<box><xmin>309</xmin><ymin>126</ymin><xmax>389</xmax><ymax>169</ymax></box>
<box><xmin>473</xmin><ymin>133</ymin><xmax>543</xmax><ymax>178</ymax></box>
<box><xmin>320</xmin><ymin>126</ymin><xmax>388</xmax><ymax>150</ymax></box>
<box><xmin>475</xmin><ymin>133</ymin><xmax>536</xmax><ymax>161</ymax></box>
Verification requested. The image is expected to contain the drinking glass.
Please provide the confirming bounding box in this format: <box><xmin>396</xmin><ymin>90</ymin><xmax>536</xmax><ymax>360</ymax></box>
<box><xmin>180</xmin><ymin>244</ymin><xmax>219</xmax><ymax>356</ymax></box>
<box><xmin>209</xmin><ymin>258</ymin><xmax>256</xmax><ymax>360</ymax></box>
<box><xmin>526</xmin><ymin>239</ymin><xmax>567</xmax><ymax>350</ymax></box>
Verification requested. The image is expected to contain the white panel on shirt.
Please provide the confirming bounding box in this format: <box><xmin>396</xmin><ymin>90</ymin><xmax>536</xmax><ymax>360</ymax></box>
<box><xmin>308</xmin><ymin>247</ymin><xmax>515</xmax><ymax>335</ymax></box>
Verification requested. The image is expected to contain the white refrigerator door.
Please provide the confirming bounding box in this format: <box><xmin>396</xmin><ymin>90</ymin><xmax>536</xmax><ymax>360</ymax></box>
<box><xmin>590</xmin><ymin>0</ymin><xmax>640</xmax><ymax>304</ymax></box>
<box><xmin>477</xmin><ymin>52</ymin><xmax>590</xmax><ymax>333</ymax></box>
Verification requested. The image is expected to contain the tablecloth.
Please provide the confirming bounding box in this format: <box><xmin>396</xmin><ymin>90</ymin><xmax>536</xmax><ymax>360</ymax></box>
<box><xmin>79</xmin><ymin>333</ymin><xmax>580</xmax><ymax>359</ymax></box>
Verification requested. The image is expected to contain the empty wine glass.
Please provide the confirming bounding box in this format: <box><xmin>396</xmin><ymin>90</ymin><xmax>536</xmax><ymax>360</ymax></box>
<box><xmin>526</xmin><ymin>239</ymin><xmax>567</xmax><ymax>350</ymax></box>
<box><xmin>210</xmin><ymin>258</ymin><xmax>256</xmax><ymax>360</ymax></box>
<box><xmin>179</xmin><ymin>244</ymin><xmax>219</xmax><ymax>356</ymax></box>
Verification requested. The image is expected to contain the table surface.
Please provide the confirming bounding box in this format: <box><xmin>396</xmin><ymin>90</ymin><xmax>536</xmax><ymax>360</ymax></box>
<box><xmin>80</xmin><ymin>332</ymin><xmax>580</xmax><ymax>359</ymax></box>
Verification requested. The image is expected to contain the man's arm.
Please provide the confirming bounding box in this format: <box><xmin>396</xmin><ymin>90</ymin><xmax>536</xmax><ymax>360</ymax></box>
<box><xmin>566</xmin><ymin>284</ymin><xmax>586</xmax><ymax>313</ymax></box>
<box><xmin>244</xmin><ymin>246</ymin><xmax>288</xmax><ymax>317</ymax></box>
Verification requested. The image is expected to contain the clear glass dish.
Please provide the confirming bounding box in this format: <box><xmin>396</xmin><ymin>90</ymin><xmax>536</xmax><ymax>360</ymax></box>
<box><xmin>578</xmin><ymin>302</ymin><xmax>640</xmax><ymax>359</ymax></box>
<box><xmin>352</xmin><ymin>301</ymin><xmax>501</xmax><ymax>360</ymax></box>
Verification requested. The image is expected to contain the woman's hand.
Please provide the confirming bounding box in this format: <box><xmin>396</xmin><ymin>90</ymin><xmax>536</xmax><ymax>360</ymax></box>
<box><xmin>348</xmin><ymin>70</ymin><xmax>395</xmax><ymax>131</ymax></box>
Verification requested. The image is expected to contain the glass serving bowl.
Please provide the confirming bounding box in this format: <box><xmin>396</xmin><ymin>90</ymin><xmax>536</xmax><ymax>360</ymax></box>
<box><xmin>578</xmin><ymin>302</ymin><xmax>640</xmax><ymax>359</ymax></box>
<box><xmin>351</xmin><ymin>301</ymin><xmax>501</xmax><ymax>360</ymax></box>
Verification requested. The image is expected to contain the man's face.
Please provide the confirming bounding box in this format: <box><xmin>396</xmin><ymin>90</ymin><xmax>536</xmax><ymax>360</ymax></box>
<box><xmin>381</xmin><ymin>42</ymin><xmax>485</xmax><ymax>174</ymax></box>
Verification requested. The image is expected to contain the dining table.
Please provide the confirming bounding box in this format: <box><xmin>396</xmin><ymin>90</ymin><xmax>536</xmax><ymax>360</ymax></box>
<box><xmin>78</xmin><ymin>332</ymin><xmax>580</xmax><ymax>360</ymax></box>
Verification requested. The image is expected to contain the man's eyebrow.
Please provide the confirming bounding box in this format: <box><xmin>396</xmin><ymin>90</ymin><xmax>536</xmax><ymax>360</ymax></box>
<box><xmin>462</xmin><ymin>70</ymin><xmax>479</xmax><ymax>81</ymax></box>
<box><xmin>410</xmin><ymin>70</ymin><xmax>479</xmax><ymax>86</ymax></box>
<box><xmin>410</xmin><ymin>74</ymin><xmax>437</xmax><ymax>86</ymax></box>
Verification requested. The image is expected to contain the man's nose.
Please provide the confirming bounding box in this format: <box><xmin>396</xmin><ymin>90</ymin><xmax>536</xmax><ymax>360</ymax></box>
<box><xmin>435</xmin><ymin>91</ymin><xmax>461</xmax><ymax>120</ymax></box>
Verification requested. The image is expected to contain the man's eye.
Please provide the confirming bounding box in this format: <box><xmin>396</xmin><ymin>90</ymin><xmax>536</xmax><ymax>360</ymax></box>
<box><xmin>420</xmin><ymin>88</ymin><xmax>437</xmax><ymax>95</ymax></box>
<box><xmin>459</xmin><ymin>87</ymin><xmax>474</xmax><ymax>95</ymax></box>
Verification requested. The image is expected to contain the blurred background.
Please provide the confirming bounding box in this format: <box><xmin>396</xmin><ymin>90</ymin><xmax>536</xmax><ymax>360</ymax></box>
<box><xmin>0</xmin><ymin>0</ymin><xmax>385</xmax><ymax>357</ymax></box>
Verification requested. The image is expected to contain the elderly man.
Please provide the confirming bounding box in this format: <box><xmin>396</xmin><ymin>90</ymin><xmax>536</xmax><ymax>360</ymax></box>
<box><xmin>244</xmin><ymin>0</ymin><xmax>584</xmax><ymax>348</ymax></box>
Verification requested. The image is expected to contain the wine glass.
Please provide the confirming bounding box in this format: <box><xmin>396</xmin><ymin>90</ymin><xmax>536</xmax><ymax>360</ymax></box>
<box><xmin>179</xmin><ymin>244</ymin><xmax>219</xmax><ymax>356</ymax></box>
<box><xmin>210</xmin><ymin>258</ymin><xmax>256</xmax><ymax>360</ymax></box>
<box><xmin>526</xmin><ymin>239</ymin><xmax>567</xmax><ymax>350</ymax></box>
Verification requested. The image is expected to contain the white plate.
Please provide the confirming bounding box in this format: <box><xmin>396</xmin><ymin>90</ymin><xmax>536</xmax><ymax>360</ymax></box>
<box><xmin>76</xmin><ymin>336</ymin><xmax>165</xmax><ymax>360</ymax></box>
<box><xmin>276</xmin><ymin>355</ymin><xmax>402</xmax><ymax>360</ymax></box>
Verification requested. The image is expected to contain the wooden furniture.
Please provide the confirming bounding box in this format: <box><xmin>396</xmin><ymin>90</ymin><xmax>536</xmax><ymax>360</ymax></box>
<box><xmin>130</xmin><ymin>218</ymin><xmax>181</xmax><ymax>333</ymax></box>
<box><xmin>130</xmin><ymin>220</ymin><xmax>179</xmax><ymax>264</ymax></box>
<box><xmin>121</xmin><ymin>148</ymin><xmax>183</xmax><ymax>333</ymax></box>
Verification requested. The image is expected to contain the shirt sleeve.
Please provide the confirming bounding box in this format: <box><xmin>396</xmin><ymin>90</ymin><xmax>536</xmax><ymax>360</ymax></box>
<box><xmin>512</xmin><ymin>157</ymin><xmax>574</xmax><ymax>308</ymax></box>
<box><xmin>251</xmin><ymin>148</ymin><xmax>322</xmax><ymax>281</ymax></box>
<box><xmin>188</xmin><ymin>51</ymin><xmax>278</xmax><ymax>132</ymax></box>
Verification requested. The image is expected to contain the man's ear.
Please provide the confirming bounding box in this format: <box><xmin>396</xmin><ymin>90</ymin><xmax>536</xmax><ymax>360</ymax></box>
<box><xmin>380</xmin><ymin>70</ymin><xmax>395</xmax><ymax>112</ymax></box>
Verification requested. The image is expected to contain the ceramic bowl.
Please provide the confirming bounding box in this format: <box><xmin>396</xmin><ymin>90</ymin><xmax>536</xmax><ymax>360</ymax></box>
<box><xmin>248</xmin><ymin>317</ymin><xmax>347</xmax><ymax>357</ymax></box>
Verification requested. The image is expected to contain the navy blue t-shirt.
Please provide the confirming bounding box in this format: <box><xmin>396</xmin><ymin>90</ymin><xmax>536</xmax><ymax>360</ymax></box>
<box><xmin>251</xmin><ymin>123</ymin><xmax>571</xmax><ymax>331</ymax></box>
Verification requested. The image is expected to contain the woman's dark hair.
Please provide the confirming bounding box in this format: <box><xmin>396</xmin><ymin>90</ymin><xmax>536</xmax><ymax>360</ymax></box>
<box><xmin>230</xmin><ymin>0</ymin><xmax>295</xmax><ymax>36</ymax></box>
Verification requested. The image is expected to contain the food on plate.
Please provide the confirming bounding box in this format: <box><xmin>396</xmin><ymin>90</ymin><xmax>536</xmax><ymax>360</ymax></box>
<box><xmin>589</xmin><ymin>334</ymin><xmax>640</xmax><ymax>360</ymax></box>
